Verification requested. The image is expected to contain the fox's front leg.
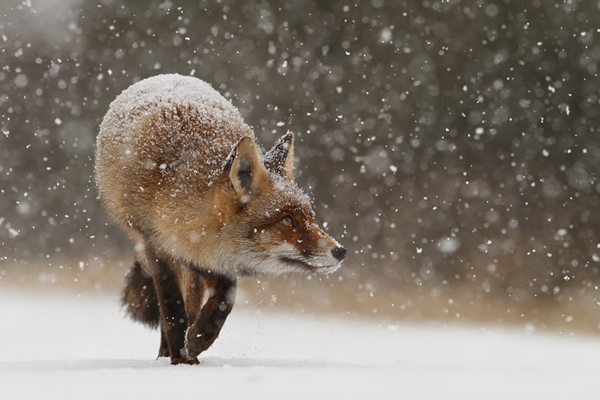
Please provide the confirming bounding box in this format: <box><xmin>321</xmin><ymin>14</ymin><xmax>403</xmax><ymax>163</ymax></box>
<box><xmin>146</xmin><ymin>249</ymin><xmax>199</xmax><ymax>365</ymax></box>
<box><xmin>185</xmin><ymin>273</ymin><xmax>237</xmax><ymax>358</ymax></box>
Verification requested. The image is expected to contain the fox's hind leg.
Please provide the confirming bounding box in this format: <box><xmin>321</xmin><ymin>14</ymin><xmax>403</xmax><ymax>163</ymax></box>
<box><xmin>185</xmin><ymin>271</ymin><xmax>237</xmax><ymax>358</ymax></box>
<box><xmin>120</xmin><ymin>260</ymin><xmax>172</xmax><ymax>359</ymax></box>
<box><xmin>158</xmin><ymin>326</ymin><xmax>170</xmax><ymax>358</ymax></box>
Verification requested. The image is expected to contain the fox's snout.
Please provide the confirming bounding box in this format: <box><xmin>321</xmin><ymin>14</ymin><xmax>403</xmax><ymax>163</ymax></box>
<box><xmin>331</xmin><ymin>246</ymin><xmax>347</xmax><ymax>262</ymax></box>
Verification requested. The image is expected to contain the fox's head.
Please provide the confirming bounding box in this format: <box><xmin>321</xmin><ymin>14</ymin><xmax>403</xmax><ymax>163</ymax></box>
<box><xmin>213</xmin><ymin>133</ymin><xmax>346</xmax><ymax>276</ymax></box>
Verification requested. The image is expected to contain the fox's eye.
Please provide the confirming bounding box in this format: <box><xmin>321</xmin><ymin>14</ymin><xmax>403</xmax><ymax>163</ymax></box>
<box><xmin>280</xmin><ymin>216</ymin><xmax>295</xmax><ymax>227</ymax></box>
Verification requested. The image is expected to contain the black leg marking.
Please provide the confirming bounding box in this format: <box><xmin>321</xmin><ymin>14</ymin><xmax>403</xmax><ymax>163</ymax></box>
<box><xmin>157</xmin><ymin>325</ymin><xmax>170</xmax><ymax>358</ymax></box>
<box><xmin>185</xmin><ymin>273</ymin><xmax>237</xmax><ymax>358</ymax></box>
<box><xmin>150</xmin><ymin>256</ymin><xmax>195</xmax><ymax>364</ymax></box>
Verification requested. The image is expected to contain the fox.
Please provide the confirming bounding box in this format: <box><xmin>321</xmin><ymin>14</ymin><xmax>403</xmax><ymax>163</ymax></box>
<box><xmin>95</xmin><ymin>74</ymin><xmax>346</xmax><ymax>365</ymax></box>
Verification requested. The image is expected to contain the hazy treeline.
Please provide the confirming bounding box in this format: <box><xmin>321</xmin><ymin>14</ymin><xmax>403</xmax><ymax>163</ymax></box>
<box><xmin>1</xmin><ymin>0</ymin><xmax>600</xmax><ymax>322</ymax></box>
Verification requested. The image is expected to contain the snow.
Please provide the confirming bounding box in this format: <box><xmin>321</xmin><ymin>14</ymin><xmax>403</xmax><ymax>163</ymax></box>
<box><xmin>0</xmin><ymin>290</ymin><xmax>598</xmax><ymax>399</ymax></box>
<box><xmin>96</xmin><ymin>74</ymin><xmax>255</xmax><ymax>184</ymax></box>
<box><xmin>99</xmin><ymin>74</ymin><xmax>243</xmax><ymax>141</ymax></box>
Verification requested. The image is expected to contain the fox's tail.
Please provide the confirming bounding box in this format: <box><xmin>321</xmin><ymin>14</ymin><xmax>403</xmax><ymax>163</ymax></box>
<box><xmin>121</xmin><ymin>261</ymin><xmax>160</xmax><ymax>329</ymax></box>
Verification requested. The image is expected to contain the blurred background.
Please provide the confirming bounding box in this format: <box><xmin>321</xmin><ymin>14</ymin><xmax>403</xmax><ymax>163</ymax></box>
<box><xmin>1</xmin><ymin>0</ymin><xmax>600</xmax><ymax>334</ymax></box>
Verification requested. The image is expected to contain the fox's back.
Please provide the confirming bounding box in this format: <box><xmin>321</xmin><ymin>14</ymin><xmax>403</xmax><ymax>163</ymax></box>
<box><xmin>95</xmin><ymin>74</ymin><xmax>254</xmax><ymax>228</ymax></box>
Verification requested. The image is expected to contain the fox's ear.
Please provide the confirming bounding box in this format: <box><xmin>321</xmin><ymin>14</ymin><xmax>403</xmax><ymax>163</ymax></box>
<box><xmin>225</xmin><ymin>137</ymin><xmax>269</xmax><ymax>202</ymax></box>
<box><xmin>264</xmin><ymin>132</ymin><xmax>294</xmax><ymax>180</ymax></box>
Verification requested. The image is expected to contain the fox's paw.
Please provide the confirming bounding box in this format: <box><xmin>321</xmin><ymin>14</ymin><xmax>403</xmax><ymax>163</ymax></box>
<box><xmin>171</xmin><ymin>356</ymin><xmax>200</xmax><ymax>365</ymax></box>
<box><xmin>185</xmin><ymin>327</ymin><xmax>217</xmax><ymax>358</ymax></box>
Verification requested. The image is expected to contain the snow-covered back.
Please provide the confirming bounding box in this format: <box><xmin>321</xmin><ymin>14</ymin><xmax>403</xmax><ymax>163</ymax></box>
<box><xmin>96</xmin><ymin>73</ymin><xmax>255</xmax><ymax>181</ymax></box>
<box><xmin>99</xmin><ymin>74</ymin><xmax>245</xmax><ymax>142</ymax></box>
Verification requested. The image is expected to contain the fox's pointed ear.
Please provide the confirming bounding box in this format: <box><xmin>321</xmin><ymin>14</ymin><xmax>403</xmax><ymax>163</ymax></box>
<box><xmin>264</xmin><ymin>132</ymin><xmax>294</xmax><ymax>180</ymax></box>
<box><xmin>224</xmin><ymin>137</ymin><xmax>269</xmax><ymax>202</ymax></box>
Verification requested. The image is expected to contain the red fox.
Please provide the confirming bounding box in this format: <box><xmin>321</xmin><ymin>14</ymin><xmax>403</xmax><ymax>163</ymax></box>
<box><xmin>95</xmin><ymin>74</ymin><xmax>346</xmax><ymax>364</ymax></box>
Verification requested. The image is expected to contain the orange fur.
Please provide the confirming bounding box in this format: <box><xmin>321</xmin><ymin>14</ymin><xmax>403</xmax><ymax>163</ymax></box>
<box><xmin>96</xmin><ymin>74</ymin><xmax>344</xmax><ymax>277</ymax></box>
<box><xmin>96</xmin><ymin>74</ymin><xmax>345</xmax><ymax>364</ymax></box>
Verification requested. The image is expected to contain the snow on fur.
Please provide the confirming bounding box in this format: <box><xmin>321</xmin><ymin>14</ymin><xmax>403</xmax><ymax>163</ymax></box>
<box><xmin>99</xmin><ymin>74</ymin><xmax>245</xmax><ymax>142</ymax></box>
<box><xmin>96</xmin><ymin>74</ymin><xmax>255</xmax><ymax>182</ymax></box>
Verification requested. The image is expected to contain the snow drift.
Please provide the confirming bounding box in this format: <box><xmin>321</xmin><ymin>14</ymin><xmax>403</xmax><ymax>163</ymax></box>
<box><xmin>0</xmin><ymin>289</ymin><xmax>597</xmax><ymax>399</ymax></box>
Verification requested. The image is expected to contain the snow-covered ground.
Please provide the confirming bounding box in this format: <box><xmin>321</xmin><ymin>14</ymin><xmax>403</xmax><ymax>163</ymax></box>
<box><xmin>0</xmin><ymin>289</ymin><xmax>598</xmax><ymax>399</ymax></box>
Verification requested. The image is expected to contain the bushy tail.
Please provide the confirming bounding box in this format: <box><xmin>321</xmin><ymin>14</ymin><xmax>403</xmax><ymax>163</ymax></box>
<box><xmin>121</xmin><ymin>261</ymin><xmax>160</xmax><ymax>329</ymax></box>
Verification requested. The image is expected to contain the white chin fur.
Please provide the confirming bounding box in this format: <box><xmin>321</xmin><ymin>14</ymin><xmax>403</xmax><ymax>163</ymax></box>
<box><xmin>214</xmin><ymin>243</ymin><xmax>342</xmax><ymax>277</ymax></box>
<box><xmin>270</xmin><ymin>244</ymin><xmax>340</xmax><ymax>272</ymax></box>
<box><xmin>315</xmin><ymin>261</ymin><xmax>343</xmax><ymax>275</ymax></box>
<box><xmin>217</xmin><ymin>252</ymin><xmax>342</xmax><ymax>277</ymax></box>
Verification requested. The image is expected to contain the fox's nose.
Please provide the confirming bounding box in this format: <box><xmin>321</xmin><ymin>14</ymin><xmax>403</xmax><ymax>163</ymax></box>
<box><xmin>331</xmin><ymin>246</ymin><xmax>347</xmax><ymax>262</ymax></box>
